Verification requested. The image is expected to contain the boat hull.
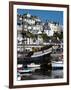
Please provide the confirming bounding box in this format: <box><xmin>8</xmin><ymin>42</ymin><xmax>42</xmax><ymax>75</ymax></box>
<box><xmin>52</xmin><ymin>61</ymin><xmax>63</xmax><ymax>69</ymax></box>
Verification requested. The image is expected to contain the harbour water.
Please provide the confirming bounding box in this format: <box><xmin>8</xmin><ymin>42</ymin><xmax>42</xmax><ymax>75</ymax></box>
<box><xmin>21</xmin><ymin>69</ymin><xmax>63</xmax><ymax>80</ymax></box>
<box><xmin>17</xmin><ymin>47</ymin><xmax>63</xmax><ymax>81</ymax></box>
<box><xmin>17</xmin><ymin>64</ymin><xmax>63</xmax><ymax>80</ymax></box>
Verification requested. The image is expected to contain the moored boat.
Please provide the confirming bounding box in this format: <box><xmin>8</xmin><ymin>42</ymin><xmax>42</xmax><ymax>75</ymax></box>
<box><xmin>52</xmin><ymin>61</ymin><xmax>63</xmax><ymax>69</ymax></box>
<box><xmin>27</xmin><ymin>63</ymin><xmax>40</xmax><ymax>68</ymax></box>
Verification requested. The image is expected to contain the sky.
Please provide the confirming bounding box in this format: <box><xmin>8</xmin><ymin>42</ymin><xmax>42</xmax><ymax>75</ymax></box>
<box><xmin>17</xmin><ymin>9</ymin><xmax>63</xmax><ymax>25</ymax></box>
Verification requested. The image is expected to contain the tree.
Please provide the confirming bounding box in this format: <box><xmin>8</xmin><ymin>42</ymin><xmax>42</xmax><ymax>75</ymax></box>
<box><xmin>52</xmin><ymin>32</ymin><xmax>63</xmax><ymax>43</ymax></box>
<box><xmin>59</xmin><ymin>32</ymin><xmax>63</xmax><ymax>40</ymax></box>
<box><xmin>53</xmin><ymin>32</ymin><xmax>63</xmax><ymax>40</ymax></box>
<box><xmin>39</xmin><ymin>33</ymin><xmax>49</xmax><ymax>42</ymax></box>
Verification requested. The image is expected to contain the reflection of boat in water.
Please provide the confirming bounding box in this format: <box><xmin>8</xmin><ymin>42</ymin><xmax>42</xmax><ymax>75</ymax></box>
<box><xmin>17</xmin><ymin>64</ymin><xmax>40</xmax><ymax>80</ymax></box>
<box><xmin>52</xmin><ymin>61</ymin><xmax>63</xmax><ymax>69</ymax></box>
<box><xmin>18</xmin><ymin>68</ymin><xmax>33</xmax><ymax>73</ymax></box>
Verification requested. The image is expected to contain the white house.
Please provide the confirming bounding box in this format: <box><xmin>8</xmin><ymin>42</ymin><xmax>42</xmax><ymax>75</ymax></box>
<box><xmin>48</xmin><ymin>22</ymin><xmax>62</xmax><ymax>33</ymax></box>
<box><xmin>44</xmin><ymin>29</ymin><xmax>54</xmax><ymax>36</ymax></box>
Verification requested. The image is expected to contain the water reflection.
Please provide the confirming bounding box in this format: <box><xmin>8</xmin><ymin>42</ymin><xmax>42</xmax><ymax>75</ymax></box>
<box><xmin>17</xmin><ymin>67</ymin><xmax>63</xmax><ymax>80</ymax></box>
<box><xmin>17</xmin><ymin>49</ymin><xmax>63</xmax><ymax>81</ymax></box>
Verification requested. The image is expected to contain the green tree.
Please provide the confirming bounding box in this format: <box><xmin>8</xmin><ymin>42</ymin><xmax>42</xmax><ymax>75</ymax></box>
<box><xmin>53</xmin><ymin>32</ymin><xmax>63</xmax><ymax>40</ymax></box>
<box><xmin>40</xmin><ymin>33</ymin><xmax>49</xmax><ymax>42</ymax></box>
<box><xmin>59</xmin><ymin>32</ymin><xmax>63</xmax><ymax>40</ymax></box>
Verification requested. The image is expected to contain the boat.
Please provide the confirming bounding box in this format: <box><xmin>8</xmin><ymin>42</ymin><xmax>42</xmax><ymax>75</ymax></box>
<box><xmin>52</xmin><ymin>61</ymin><xmax>63</xmax><ymax>69</ymax></box>
<box><xmin>18</xmin><ymin>47</ymin><xmax>52</xmax><ymax>64</ymax></box>
<box><xmin>27</xmin><ymin>63</ymin><xmax>40</xmax><ymax>68</ymax></box>
<box><xmin>31</xmin><ymin>47</ymin><xmax>52</xmax><ymax>58</ymax></box>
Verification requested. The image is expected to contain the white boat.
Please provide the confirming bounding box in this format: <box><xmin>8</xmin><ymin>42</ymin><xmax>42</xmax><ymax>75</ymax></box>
<box><xmin>52</xmin><ymin>61</ymin><xmax>63</xmax><ymax>68</ymax></box>
<box><xmin>27</xmin><ymin>63</ymin><xmax>40</xmax><ymax>68</ymax></box>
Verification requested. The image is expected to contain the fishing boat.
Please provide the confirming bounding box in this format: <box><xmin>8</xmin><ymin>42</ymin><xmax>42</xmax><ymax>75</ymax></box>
<box><xmin>17</xmin><ymin>47</ymin><xmax>52</xmax><ymax>64</ymax></box>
